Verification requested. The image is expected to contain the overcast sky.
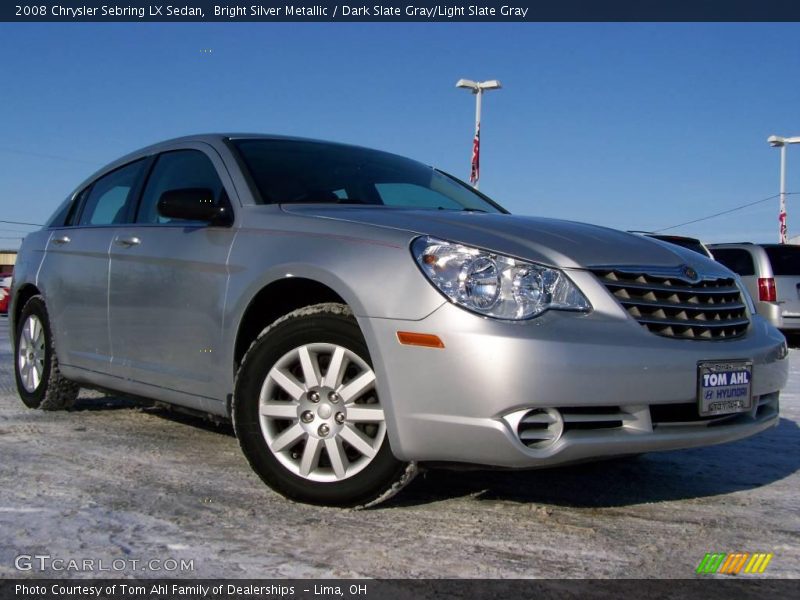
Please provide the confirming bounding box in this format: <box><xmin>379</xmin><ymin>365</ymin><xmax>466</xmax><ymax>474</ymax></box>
<box><xmin>1</xmin><ymin>22</ymin><xmax>799</xmax><ymax>248</ymax></box>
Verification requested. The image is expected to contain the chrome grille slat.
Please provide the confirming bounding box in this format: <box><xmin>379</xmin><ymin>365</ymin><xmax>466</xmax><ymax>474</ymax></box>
<box><xmin>519</xmin><ymin>430</ymin><xmax>557</xmax><ymax>441</ymax></box>
<box><xmin>521</xmin><ymin>413</ymin><xmax>557</xmax><ymax>424</ymax></box>
<box><xmin>636</xmin><ymin>316</ymin><xmax>750</xmax><ymax>328</ymax></box>
<box><xmin>616</xmin><ymin>299</ymin><xmax>746</xmax><ymax>312</ymax></box>
<box><xmin>602</xmin><ymin>280</ymin><xmax>741</xmax><ymax>295</ymax></box>
<box><xmin>592</xmin><ymin>267</ymin><xmax>750</xmax><ymax>340</ymax></box>
<box><xmin>561</xmin><ymin>413</ymin><xmax>625</xmax><ymax>423</ymax></box>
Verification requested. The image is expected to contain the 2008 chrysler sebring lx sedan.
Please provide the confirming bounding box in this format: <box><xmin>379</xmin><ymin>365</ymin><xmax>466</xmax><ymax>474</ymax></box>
<box><xmin>10</xmin><ymin>134</ymin><xmax>789</xmax><ymax>506</ymax></box>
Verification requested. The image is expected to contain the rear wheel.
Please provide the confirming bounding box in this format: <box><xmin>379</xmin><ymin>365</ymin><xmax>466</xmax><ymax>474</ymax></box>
<box><xmin>14</xmin><ymin>295</ymin><xmax>79</xmax><ymax>410</ymax></box>
<box><xmin>233</xmin><ymin>303</ymin><xmax>416</xmax><ymax>506</ymax></box>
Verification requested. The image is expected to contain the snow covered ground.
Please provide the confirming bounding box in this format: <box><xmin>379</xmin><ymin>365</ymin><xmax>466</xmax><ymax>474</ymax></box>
<box><xmin>0</xmin><ymin>315</ymin><xmax>798</xmax><ymax>579</ymax></box>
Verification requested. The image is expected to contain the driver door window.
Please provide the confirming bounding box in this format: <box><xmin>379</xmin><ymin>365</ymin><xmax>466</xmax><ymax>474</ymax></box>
<box><xmin>137</xmin><ymin>150</ymin><xmax>225</xmax><ymax>224</ymax></box>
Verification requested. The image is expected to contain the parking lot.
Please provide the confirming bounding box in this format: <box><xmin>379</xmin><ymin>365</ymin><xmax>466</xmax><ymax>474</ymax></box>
<box><xmin>0</xmin><ymin>315</ymin><xmax>798</xmax><ymax>579</ymax></box>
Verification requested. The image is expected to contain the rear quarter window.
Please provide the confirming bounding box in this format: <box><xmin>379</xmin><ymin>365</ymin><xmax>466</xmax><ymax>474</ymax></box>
<box><xmin>764</xmin><ymin>246</ymin><xmax>800</xmax><ymax>276</ymax></box>
<box><xmin>712</xmin><ymin>248</ymin><xmax>756</xmax><ymax>276</ymax></box>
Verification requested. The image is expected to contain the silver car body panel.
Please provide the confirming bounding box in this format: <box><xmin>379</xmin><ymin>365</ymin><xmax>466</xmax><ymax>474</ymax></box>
<box><xmin>359</xmin><ymin>302</ymin><xmax>786</xmax><ymax>465</ymax></box>
<box><xmin>777</xmin><ymin>276</ymin><xmax>800</xmax><ymax>330</ymax></box>
<box><xmin>36</xmin><ymin>228</ymin><xmax>117</xmax><ymax>372</ymax></box>
<box><xmin>9</xmin><ymin>134</ymin><xmax>789</xmax><ymax>468</ymax></box>
<box><xmin>280</xmin><ymin>205</ymin><xmax>703</xmax><ymax>270</ymax></box>
<box><xmin>106</xmin><ymin>141</ymin><xmax>240</xmax><ymax>400</ymax></box>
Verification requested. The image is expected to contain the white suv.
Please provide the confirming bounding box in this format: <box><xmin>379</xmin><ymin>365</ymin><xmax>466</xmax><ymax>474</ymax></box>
<box><xmin>709</xmin><ymin>243</ymin><xmax>800</xmax><ymax>333</ymax></box>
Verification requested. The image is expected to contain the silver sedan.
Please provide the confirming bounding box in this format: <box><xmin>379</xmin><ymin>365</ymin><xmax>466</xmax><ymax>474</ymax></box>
<box><xmin>9</xmin><ymin>134</ymin><xmax>789</xmax><ymax>506</ymax></box>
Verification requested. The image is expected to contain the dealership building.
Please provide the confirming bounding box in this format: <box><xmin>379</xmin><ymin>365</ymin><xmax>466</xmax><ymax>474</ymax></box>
<box><xmin>1</xmin><ymin>250</ymin><xmax>17</xmax><ymax>274</ymax></box>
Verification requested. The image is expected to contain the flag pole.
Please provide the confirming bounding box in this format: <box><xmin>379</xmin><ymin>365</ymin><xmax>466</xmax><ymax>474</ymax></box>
<box><xmin>456</xmin><ymin>79</ymin><xmax>502</xmax><ymax>190</ymax></box>
<box><xmin>472</xmin><ymin>89</ymin><xmax>482</xmax><ymax>189</ymax></box>
<box><xmin>768</xmin><ymin>134</ymin><xmax>800</xmax><ymax>244</ymax></box>
<box><xmin>779</xmin><ymin>143</ymin><xmax>787</xmax><ymax>244</ymax></box>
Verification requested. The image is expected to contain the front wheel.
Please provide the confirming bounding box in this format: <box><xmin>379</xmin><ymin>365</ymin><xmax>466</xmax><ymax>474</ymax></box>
<box><xmin>14</xmin><ymin>295</ymin><xmax>79</xmax><ymax>410</ymax></box>
<box><xmin>233</xmin><ymin>303</ymin><xmax>416</xmax><ymax>506</ymax></box>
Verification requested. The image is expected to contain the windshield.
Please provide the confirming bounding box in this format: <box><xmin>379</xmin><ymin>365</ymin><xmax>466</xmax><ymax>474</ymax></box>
<box><xmin>231</xmin><ymin>139</ymin><xmax>506</xmax><ymax>213</ymax></box>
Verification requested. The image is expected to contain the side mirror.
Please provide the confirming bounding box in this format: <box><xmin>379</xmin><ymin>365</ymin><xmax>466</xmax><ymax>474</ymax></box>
<box><xmin>157</xmin><ymin>188</ymin><xmax>232</xmax><ymax>225</ymax></box>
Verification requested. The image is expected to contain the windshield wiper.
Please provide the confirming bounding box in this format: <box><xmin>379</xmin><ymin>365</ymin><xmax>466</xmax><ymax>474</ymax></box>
<box><xmin>435</xmin><ymin>206</ymin><xmax>487</xmax><ymax>213</ymax></box>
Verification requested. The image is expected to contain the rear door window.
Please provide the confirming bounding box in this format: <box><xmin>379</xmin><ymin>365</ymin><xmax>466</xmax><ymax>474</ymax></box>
<box><xmin>77</xmin><ymin>160</ymin><xmax>146</xmax><ymax>226</ymax></box>
<box><xmin>764</xmin><ymin>246</ymin><xmax>800</xmax><ymax>276</ymax></box>
<box><xmin>712</xmin><ymin>248</ymin><xmax>756</xmax><ymax>276</ymax></box>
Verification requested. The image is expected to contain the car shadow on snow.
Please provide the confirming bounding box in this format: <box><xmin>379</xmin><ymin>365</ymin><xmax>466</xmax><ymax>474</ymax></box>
<box><xmin>67</xmin><ymin>393</ymin><xmax>800</xmax><ymax>509</ymax></box>
<box><xmin>141</xmin><ymin>404</ymin><xmax>235</xmax><ymax>436</ymax></box>
<box><xmin>384</xmin><ymin>417</ymin><xmax>800</xmax><ymax>509</ymax></box>
<box><xmin>70</xmin><ymin>394</ymin><xmax>235</xmax><ymax>436</ymax></box>
<box><xmin>69</xmin><ymin>395</ymin><xmax>145</xmax><ymax>412</ymax></box>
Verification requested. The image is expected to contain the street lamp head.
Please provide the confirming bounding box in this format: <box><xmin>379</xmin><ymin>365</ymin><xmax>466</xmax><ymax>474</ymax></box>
<box><xmin>456</xmin><ymin>79</ymin><xmax>502</xmax><ymax>93</ymax></box>
<box><xmin>768</xmin><ymin>135</ymin><xmax>785</xmax><ymax>148</ymax></box>
<box><xmin>456</xmin><ymin>79</ymin><xmax>478</xmax><ymax>90</ymax></box>
<box><xmin>478</xmin><ymin>80</ymin><xmax>502</xmax><ymax>90</ymax></box>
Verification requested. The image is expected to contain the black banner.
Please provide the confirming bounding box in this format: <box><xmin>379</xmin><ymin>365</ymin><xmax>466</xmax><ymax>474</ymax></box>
<box><xmin>3</xmin><ymin>1</ymin><xmax>800</xmax><ymax>22</ymax></box>
<box><xmin>2</xmin><ymin>579</ymin><xmax>800</xmax><ymax>600</ymax></box>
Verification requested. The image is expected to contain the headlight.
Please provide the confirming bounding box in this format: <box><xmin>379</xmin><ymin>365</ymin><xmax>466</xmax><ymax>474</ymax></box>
<box><xmin>411</xmin><ymin>236</ymin><xmax>591</xmax><ymax>320</ymax></box>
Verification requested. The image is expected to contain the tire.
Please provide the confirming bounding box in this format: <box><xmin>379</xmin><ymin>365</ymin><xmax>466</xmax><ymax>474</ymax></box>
<box><xmin>14</xmin><ymin>295</ymin><xmax>79</xmax><ymax>410</ymax></box>
<box><xmin>233</xmin><ymin>303</ymin><xmax>416</xmax><ymax>507</ymax></box>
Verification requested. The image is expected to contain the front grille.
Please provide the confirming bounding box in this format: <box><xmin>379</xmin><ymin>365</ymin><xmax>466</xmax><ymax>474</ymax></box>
<box><xmin>650</xmin><ymin>402</ymin><xmax>726</xmax><ymax>424</ymax></box>
<box><xmin>650</xmin><ymin>393</ymin><xmax>778</xmax><ymax>427</ymax></box>
<box><xmin>592</xmin><ymin>267</ymin><xmax>750</xmax><ymax>340</ymax></box>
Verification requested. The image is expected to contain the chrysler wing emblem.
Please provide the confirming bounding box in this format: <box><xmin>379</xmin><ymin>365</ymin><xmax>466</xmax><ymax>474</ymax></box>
<box><xmin>682</xmin><ymin>265</ymin><xmax>700</xmax><ymax>283</ymax></box>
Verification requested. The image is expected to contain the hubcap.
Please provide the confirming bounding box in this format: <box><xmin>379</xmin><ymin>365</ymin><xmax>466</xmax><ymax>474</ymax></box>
<box><xmin>18</xmin><ymin>315</ymin><xmax>45</xmax><ymax>393</ymax></box>
<box><xmin>258</xmin><ymin>343</ymin><xmax>386</xmax><ymax>483</ymax></box>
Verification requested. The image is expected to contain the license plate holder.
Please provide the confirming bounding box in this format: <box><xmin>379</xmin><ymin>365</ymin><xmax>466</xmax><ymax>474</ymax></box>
<box><xmin>697</xmin><ymin>361</ymin><xmax>753</xmax><ymax>417</ymax></box>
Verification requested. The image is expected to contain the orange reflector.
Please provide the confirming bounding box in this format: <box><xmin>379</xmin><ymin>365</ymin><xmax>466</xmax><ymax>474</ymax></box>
<box><xmin>396</xmin><ymin>331</ymin><xmax>445</xmax><ymax>349</ymax></box>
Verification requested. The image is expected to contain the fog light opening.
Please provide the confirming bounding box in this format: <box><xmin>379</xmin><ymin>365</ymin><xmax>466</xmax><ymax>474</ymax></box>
<box><xmin>516</xmin><ymin>408</ymin><xmax>564</xmax><ymax>449</ymax></box>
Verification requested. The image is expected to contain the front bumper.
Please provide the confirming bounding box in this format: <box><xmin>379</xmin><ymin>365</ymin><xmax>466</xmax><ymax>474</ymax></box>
<box><xmin>358</xmin><ymin>290</ymin><xmax>788</xmax><ymax>468</ymax></box>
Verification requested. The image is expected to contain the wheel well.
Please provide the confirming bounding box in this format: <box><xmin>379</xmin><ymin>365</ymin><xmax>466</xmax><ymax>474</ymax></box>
<box><xmin>234</xmin><ymin>278</ymin><xmax>347</xmax><ymax>373</ymax></box>
<box><xmin>13</xmin><ymin>284</ymin><xmax>40</xmax><ymax>332</ymax></box>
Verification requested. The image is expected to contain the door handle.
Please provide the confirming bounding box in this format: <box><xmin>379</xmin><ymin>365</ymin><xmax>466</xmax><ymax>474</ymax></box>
<box><xmin>114</xmin><ymin>236</ymin><xmax>141</xmax><ymax>247</ymax></box>
<box><xmin>51</xmin><ymin>235</ymin><xmax>71</xmax><ymax>245</ymax></box>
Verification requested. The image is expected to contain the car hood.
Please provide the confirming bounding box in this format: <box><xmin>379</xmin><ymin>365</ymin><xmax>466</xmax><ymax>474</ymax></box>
<box><xmin>281</xmin><ymin>206</ymin><xmax>722</xmax><ymax>271</ymax></box>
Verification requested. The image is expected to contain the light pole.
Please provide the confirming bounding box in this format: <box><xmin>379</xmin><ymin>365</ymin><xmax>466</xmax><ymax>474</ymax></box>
<box><xmin>456</xmin><ymin>79</ymin><xmax>501</xmax><ymax>189</ymax></box>
<box><xmin>768</xmin><ymin>134</ymin><xmax>800</xmax><ymax>244</ymax></box>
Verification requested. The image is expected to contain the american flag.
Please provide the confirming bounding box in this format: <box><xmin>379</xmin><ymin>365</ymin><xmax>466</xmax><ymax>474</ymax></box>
<box><xmin>470</xmin><ymin>125</ymin><xmax>480</xmax><ymax>186</ymax></box>
<box><xmin>779</xmin><ymin>208</ymin><xmax>788</xmax><ymax>244</ymax></box>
